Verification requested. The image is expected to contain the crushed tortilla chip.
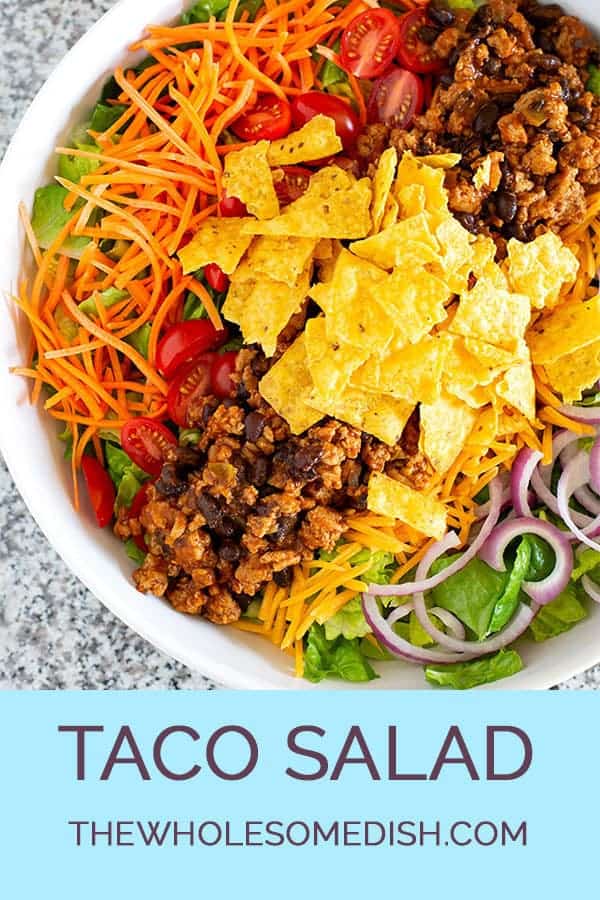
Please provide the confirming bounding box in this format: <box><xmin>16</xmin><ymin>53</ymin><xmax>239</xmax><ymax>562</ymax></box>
<box><xmin>242</xmin><ymin>167</ymin><xmax>371</xmax><ymax>239</ymax></box>
<box><xmin>370</xmin><ymin>147</ymin><xmax>397</xmax><ymax>235</ymax></box>
<box><xmin>353</xmin><ymin>334</ymin><xmax>450</xmax><ymax>404</ymax></box>
<box><xmin>544</xmin><ymin>338</ymin><xmax>600</xmax><ymax>402</ymax></box>
<box><xmin>416</xmin><ymin>152</ymin><xmax>461</xmax><ymax>169</ymax></box>
<box><xmin>245</xmin><ymin>235</ymin><xmax>317</xmax><ymax>286</ymax></box>
<box><xmin>304</xmin><ymin>316</ymin><xmax>369</xmax><ymax>400</ymax></box>
<box><xmin>450</xmin><ymin>281</ymin><xmax>531</xmax><ymax>353</ymax></box>
<box><xmin>528</xmin><ymin>296</ymin><xmax>600</xmax><ymax>363</ymax></box>
<box><xmin>381</xmin><ymin>193</ymin><xmax>400</xmax><ymax>229</ymax></box>
<box><xmin>267</xmin><ymin>115</ymin><xmax>342</xmax><ymax>166</ymax></box>
<box><xmin>259</xmin><ymin>334</ymin><xmax>323</xmax><ymax>434</ymax></box>
<box><xmin>495</xmin><ymin>361</ymin><xmax>536</xmax><ymax>420</ymax></box>
<box><xmin>367</xmin><ymin>473</ymin><xmax>447</xmax><ymax>539</ymax></box>
<box><xmin>179</xmin><ymin>217</ymin><xmax>254</xmax><ymax>275</ymax></box>
<box><xmin>350</xmin><ymin>213</ymin><xmax>439</xmax><ymax>269</ymax></box>
<box><xmin>420</xmin><ymin>393</ymin><xmax>477</xmax><ymax>474</ymax></box>
<box><xmin>307</xmin><ymin>386</ymin><xmax>413</xmax><ymax>447</ymax></box>
<box><xmin>375</xmin><ymin>268</ymin><xmax>450</xmax><ymax>345</ymax></box>
<box><xmin>394</xmin><ymin>152</ymin><xmax>448</xmax><ymax>217</ymax></box>
<box><xmin>395</xmin><ymin>184</ymin><xmax>427</xmax><ymax>219</ymax></box>
<box><xmin>505</xmin><ymin>233</ymin><xmax>579</xmax><ymax>310</ymax></box>
<box><xmin>223</xmin><ymin>141</ymin><xmax>279</xmax><ymax>220</ymax></box>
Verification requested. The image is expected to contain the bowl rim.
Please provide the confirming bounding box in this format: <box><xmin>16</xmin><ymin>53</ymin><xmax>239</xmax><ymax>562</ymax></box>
<box><xmin>1</xmin><ymin>0</ymin><xmax>598</xmax><ymax>690</ymax></box>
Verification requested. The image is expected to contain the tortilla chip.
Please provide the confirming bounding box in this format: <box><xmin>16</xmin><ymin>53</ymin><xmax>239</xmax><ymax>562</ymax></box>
<box><xmin>367</xmin><ymin>472</ymin><xmax>447</xmax><ymax>539</ymax></box>
<box><xmin>544</xmin><ymin>338</ymin><xmax>600</xmax><ymax>403</ymax></box>
<box><xmin>353</xmin><ymin>334</ymin><xmax>450</xmax><ymax>404</ymax></box>
<box><xmin>179</xmin><ymin>218</ymin><xmax>254</xmax><ymax>275</ymax></box>
<box><xmin>223</xmin><ymin>141</ymin><xmax>279</xmax><ymax>220</ymax></box>
<box><xmin>416</xmin><ymin>152</ymin><xmax>461</xmax><ymax>169</ymax></box>
<box><xmin>350</xmin><ymin>213</ymin><xmax>439</xmax><ymax>269</ymax></box>
<box><xmin>304</xmin><ymin>316</ymin><xmax>369</xmax><ymax>400</ymax></box>
<box><xmin>495</xmin><ymin>361</ymin><xmax>536</xmax><ymax>420</ymax></box>
<box><xmin>267</xmin><ymin>115</ymin><xmax>342</xmax><ymax>166</ymax></box>
<box><xmin>466</xmin><ymin>405</ymin><xmax>499</xmax><ymax>448</ymax></box>
<box><xmin>420</xmin><ymin>393</ymin><xmax>477</xmax><ymax>474</ymax></box>
<box><xmin>224</xmin><ymin>266</ymin><xmax>311</xmax><ymax>358</ymax></box>
<box><xmin>314</xmin><ymin>238</ymin><xmax>334</xmax><ymax>260</ymax></box>
<box><xmin>381</xmin><ymin>194</ymin><xmax>399</xmax><ymax>229</ymax></box>
<box><xmin>242</xmin><ymin>167</ymin><xmax>372</xmax><ymax>239</ymax></box>
<box><xmin>506</xmin><ymin>233</ymin><xmax>579</xmax><ymax>310</ymax></box>
<box><xmin>375</xmin><ymin>268</ymin><xmax>450</xmax><ymax>345</ymax></box>
<box><xmin>370</xmin><ymin>147</ymin><xmax>397</xmax><ymax>235</ymax></box>
<box><xmin>307</xmin><ymin>386</ymin><xmax>413</xmax><ymax>446</ymax></box>
<box><xmin>464</xmin><ymin>336</ymin><xmax>528</xmax><ymax>369</ymax></box>
<box><xmin>450</xmin><ymin>281</ymin><xmax>531</xmax><ymax>353</ymax></box>
<box><xmin>245</xmin><ymin>235</ymin><xmax>317</xmax><ymax>286</ymax></box>
<box><xmin>395</xmin><ymin>184</ymin><xmax>426</xmax><ymax>219</ymax></box>
<box><xmin>259</xmin><ymin>334</ymin><xmax>322</xmax><ymax>434</ymax></box>
<box><xmin>433</xmin><ymin>217</ymin><xmax>473</xmax><ymax>294</ymax></box>
<box><xmin>528</xmin><ymin>296</ymin><xmax>600</xmax><ymax>364</ymax></box>
<box><xmin>394</xmin><ymin>153</ymin><xmax>448</xmax><ymax>217</ymax></box>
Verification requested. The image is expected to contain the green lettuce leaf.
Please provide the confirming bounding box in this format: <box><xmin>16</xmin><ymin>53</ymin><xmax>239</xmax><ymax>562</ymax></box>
<box><xmin>125</xmin><ymin>537</ymin><xmax>146</xmax><ymax>566</ymax></box>
<box><xmin>529</xmin><ymin>583</ymin><xmax>587</xmax><ymax>642</ymax></box>
<box><xmin>58</xmin><ymin>145</ymin><xmax>101</xmax><ymax>183</ymax></box>
<box><xmin>79</xmin><ymin>287</ymin><xmax>129</xmax><ymax>317</ymax></box>
<box><xmin>304</xmin><ymin>624</ymin><xmax>377</xmax><ymax>683</ymax></box>
<box><xmin>179</xmin><ymin>428</ymin><xmax>202</xmax><ymax>446</ymax></box>
<box><xmin>353</xmin><ymin>548</ymin><xmax>395</xmax><ymax>585</ymax></box>
<box><xmin>425</xmin><ymin>649</ymin><xmax>523</xmax><ymax>690</ymax></box>
<box><xmin>182</xmin><ymin>0</ymin><xmax>262</xmax><ymax>24</ymax></box>
<box><xmin>572</xmin><ymin>548</ymin><xmax>600</xmax><ymax>582</ymax></box>
<box><xmin>126</xmin><ymin>323</ymin><xmax>152</xmax><ymax>358</ymax></box>
<box><xmin>487</xmin><ymin>537</ymin><xmax>531</xmax><ymax>635</ymax></box>
<box><xmin>430</xmin><ymin>554</ymin><xmax>506</xmax><ymax>640</ymax></box>
<box><xmin>90</xmin><ymin>102</ymin><xmax>128</xmax><ymax>133</ymax></box>
<box><xmin>105</xmin><ymin>442</ymin><xmax>149</xmax><ymax>511</ymax></box>
<box><xmin>183</xmin><ymin>270</ymin><xmax>227</xmax><ymax>320</ymax></box>
<box><xmin>525</xmin><ymin>533</ymin><xmax>555</xmax><ymax>581</ymax></box>
<box><xmin>587</xmin><ymin>64</ymin><xmax>600</xmax><ymax>96</ymax></box>
<box><xmin>360</xmin><ymin>635</ymin><xmax>395</xmax><ymax>661</ymax></box>
<box><xmin>31</xmin><ymin>184</ymin><xmax>90</xmax><ymax>257</ymax></box>
<box><xmin>324</xmin><ymin>596</ymin><xmax>371</xmax><ymax>641</ymax></box>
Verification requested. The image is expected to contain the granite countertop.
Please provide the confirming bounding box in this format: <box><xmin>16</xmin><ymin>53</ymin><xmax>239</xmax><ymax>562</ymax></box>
<box><xmin>0</xmin><ymin>0</ymin><xmax>596</xmax><ymax>689</ymax></box>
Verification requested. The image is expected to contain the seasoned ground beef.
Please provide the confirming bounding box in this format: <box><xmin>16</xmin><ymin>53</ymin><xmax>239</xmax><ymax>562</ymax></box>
<box><xmin>357</xmin><ymin>0</ymin><xmax>600</xmax><ymax>246</ymax></box>
<box><xmin>125</xmin><ymin>348</ymin><xmax>431</xmax><ymax>622</ymax></box>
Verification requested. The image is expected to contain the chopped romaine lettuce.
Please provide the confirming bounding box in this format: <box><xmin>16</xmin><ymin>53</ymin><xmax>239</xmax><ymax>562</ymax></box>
<box><xmin>529</xmin><ymin>583</ymin><xmax>587</xmax><ymax>642</ymax></box>
<box><xmin>179</xmin><ymin>428</ymin><xmax>202</xmax><ymax>446</ymax></box>
<box><xmin>105</xmin><ymin>442</ymin><xmax>149</xmax><ymax>511</ymax></box>
<box><xmin>31</xmin><ymin>184</ymin><xmax>90</xmax><ymax>257</ymax></box>
<box><xmin>430</xmin><ymin>554</ymin><xmax>506</xmax><ymax>640</ymax></box>
<box><xmin>353</xmin><ymin>548</ymin><xmax>395</xmax><ymax>585</ymax></box>
<box><xmin>182</xmin><ymin>0</ymin><xmax>262</xmax><ymax>24</ymax></box>
<box><xmin>425</xmin><ymin>649</ymin><xmax>523</xmax><ymax>690</ymax></box>
<box><xmin>304</xmin><ymin>624</ymin><xmax>378</xmax><ymax>683</ymax></box>
<box><xmin>126</xmin><ymin>323</ymin><xmax>151</xmax><ymax>358</ymax></box>
<box><xmin>90</xmin><ymin>102</ymin><xmax>128</xmax><ymax>133</ymax></box>
<box><xmin>324</xmin><ymin>596</ymin><xmax>371</xmax><ymax>641</ymax></box>
<box><xmin>360</xmin><ymin>634</ymin><xmax>395</xmax><ymax>661</ymax></box>
<box><xmin>587</xmin><ymin>64</ymin><xmax>600</xmax><ymax>96</ymax></box>
<box><xmin>243</xmin><ymin>598</ymin><xmax>263</xmax><ymax>620</ymax></box>
<box><xmin>525</xmin><ymin>533</ymin><xmax>555</xmax><ymax>581</ymax></box>
<box><xmin>79</xmin><ymin>287</ymin><xmax>128</xmax><ymax>317</ymax></box>
<box><xmin>125</xmin><ymin>537</ymin><xmax>146</xmax><ymax>566</ymax></box>
<box><xmin>183</xmin><ymin>270</ymin><xmax>227</xmax><ymax>321</ymax></box>
<box><xmin>318</xmin><ymin>40</ymin><xmax>353</xmax><ymax>101</ymax></box>
<box><xmin>487</xmin><ymin>537</ymin><xmax>531</xmax><ymax>635</ymax></box>
<box><xmin>572</xmin><ymin>548</ymin><xmax>600</xmax><ymax>582</ymax></box>
<box><xmin>58</xmin><ymin>146</ymin><xmax>100</xmax><ymax>183</ymax></box>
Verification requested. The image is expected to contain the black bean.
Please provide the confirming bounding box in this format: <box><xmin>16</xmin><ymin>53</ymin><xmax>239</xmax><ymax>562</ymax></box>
<box><xmin>236</xmin><ymin>381</ymin><xmax>250</xmax><ymax>402</ymax></box>
<box><xmin>245</xmin><ymin>410</ymin><xmax>266</xmax><ymax>443</ymax></box>
<box><xmin>504</xmin><ymin>221</ymin><xmax>530</xmax><ymax>242</ymax></box>
<box><xmin>233</xmin><ymin>592</ymin><xmax>252</xmax><ymax>612</ymax></box>
<box><xmin>468</xmin><ymin>5</ymin><xmax>493</xmax><ymax>30</ymax></box>
<box><xmin>440</xmin><ymin>72</ymin><xmax>453</xmax><ymax>88</ymax></box>
<box><xmin>455</xmin><ymin>212</ymin><xmax>478</xmax><ymax>234</ymax></box>
<box><xmin>155</xmin><ymin>463</ymin><xmax>187</xmax><ymax>499</ymax></box>
<box><xmin>215</xmin><ymin>515</ymin><xmax>237</xmax><ymax>539</ymax></box>
<box><xmin>527</xmin><ymin>3</ymin><xmax>564</xmax><ymax>26</ymax></box>
<box><xmin>537</xmin><ymin>33</ymin><xmax>555</xmax><ymax>55</ymax></box>
<box><xmin>291</xmin><ymin>443</ymin><xmax>323</xmax><ymax>480</ymax></box>
<box><xmin>571</xmin><ymin>103</ymin><xmax>592</xmax><ymax>126</ymax></box>
<box><xmin>219</xmin><ymin>540</ymin><xmax>241</xmax><ymax>563</ymax></box>
<box><xmin>197</xmin><ymin>492</ymin><xmax>222</xmax><ymax>528</ymax></box>
<box><xmin>448</xmin><ymin>47</ymin><xmax>460</xmax><ymax>68</ymax></box>
<box><xmin>267</xmin><ymin>515</ymin><xmax>297</xmax><ymax>545</ymax></box>
<box><xmin>173</xmin><ymin>446</ymin><xmax>203</xmax><ymax>470</ymax></box>
<box><xmin>246</xmin><ymin>456</ymin><xmax>270</xmax><ymax>487</ymax></box>
<box><xmin>418</xmin><ymin>25</ymin><xmax>439</xmax><ymax>46</ymax></box>
<box><xmin>428</xmin><ymin>5</ymin><xmax>455</xmax><ymax>28</ymax></box>
<box><xmin>483</xmin><ymin>55</ymin><xmax>502</xmax><ymax>76</ymax></box>
<box><xmin>274</xmin><ymin>568</ymin><xmax>293</xmax><ymax>588</ymax></box>
<box><xmin>474</xmin><ymin>101</ymin><xmax>500</xmax><ymax>133</ymax></box>
<box><xmin>538</xmin><ymin>53</ymin><xmax>561</xmax><ymax>72</ymax></box>
<box><xmin>496</xmin><ymin>190</ymin><xmax>518</xmax><ymax>223</ymax></box>
<box><xmin>496</xmin><ymin>92</ymin><xmax>520</xmax><ymax>108</ymax></box>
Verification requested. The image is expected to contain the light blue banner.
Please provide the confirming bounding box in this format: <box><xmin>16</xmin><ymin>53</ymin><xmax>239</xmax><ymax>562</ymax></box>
<box><xmin>0</xmin><ymin>691</ymin><xmax>595</xmax><ymax>897</ymax></box>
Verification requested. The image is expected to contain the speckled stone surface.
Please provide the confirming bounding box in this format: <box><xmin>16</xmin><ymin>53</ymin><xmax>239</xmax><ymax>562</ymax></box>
<box><xmin>0</xmin><ymin>0</ymin><xmax>597</xmax><ymax>689</ymax></box>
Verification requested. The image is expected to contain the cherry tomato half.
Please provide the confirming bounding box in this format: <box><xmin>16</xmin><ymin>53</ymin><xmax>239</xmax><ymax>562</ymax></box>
<box><xmin>167</xmin><ymin>354</ymin><xmax>215</xmax><ymax>427</ymax></box>
<box><xmin>121</xmin><ymin>418</ymin><xmax>177</xmax><ymax>477</ymax></box>
<box><xmin>81</xmin><ymin>456</ymin><xmax>116</xmax><ymax>528</ymax></box>
<box><xmin>204</xmin><ymin>262</ymin><xmax>229</xmax><ymax>293</ymax></box>
<box><xmin>211</xmin><ymin>351</ymin><xmax>239</xmax><ymax>399</ymax></box>
<box><xmin>340</xmin><ymin>9</ymin><xmax>401</xmax><ymax>79</ymax></box>
<box><xmin>367</xmin><ymin>66</ymin><xmax>424</xmax><ymax>128</ymax></box>
<box><xmin>156</xmin><ymin>320</ymin><xmax>228</xmax><ymax>379</ymax></box>
<box><xmin>396</xmin><ymin>9</ymin><xmax>444</xmax><ymax>75</ymax></box>
<box><xmin>273</xmin><ymin>165</ymin><xmax>313</xmax><ymax>205</ymax></box>
<box><xmin>219</xmin><ymin>194</ymin><xmax>248</xmax><ymax>217</ymax></box>
<box><xmin>231</xmin><ymin>96</ymin><xmax>292</xmax><ymax>141</ymax></box>
<box><xmin>291</xmin><ymin>92</ymin><xmax>360</xmax><ymax>151</ymax></box>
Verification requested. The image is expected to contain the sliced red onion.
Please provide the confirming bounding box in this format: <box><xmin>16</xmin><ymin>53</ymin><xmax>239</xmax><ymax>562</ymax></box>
<box><xmin>475</xmin><ymin>473</ymin><xmax>510</xmax><ymax>520</ymax></box>
<box><xmin>574</xmin><ymin>485</ymin><xmax>600</xmax><ymax>515</ymax></box>
<box><xmin>530</xmin><ymin>430</ymin><xmax>591</xmax><ymax>529</ymax></box>
<box><xmin>511</xmin><ymin>448</ymin><xmax>543</xmax><ymax>517</ymax></box>
<box><xmin>582</xmin><ymin>574</ymin><xmax>600</xmax><ymax>604</ymax></box>
<box><xmin>367</xmin><ymin>478</ymin><xmax>505</xmax><ymax>599</ymax></box>
<box><xmin>556</xmin><ymin>453</ymin><xmax>600</xmax><ymax>551</ymax></box>
<box><xmin>429</xmin><ymin>607</ymin><xmax>466</xmax><ymax>640</ymax></box>
<box><xmin>559</xmin><ymin>403</ymin><xmax>600</xmax><ymax>425</ymax></box>
<box><xmin>590</xmin><ymin>436</ymin><xmax>600</xmax><ymax>494</ymax></box>
<box><xmin>479</xmin><ymin>516</ymin><xmax>573</xmax><ymax>605</ymax></box>
<box><xmin>387</xmin><ymin>603</ymin><xmax>413</xmax><ymax>626</ymax></box>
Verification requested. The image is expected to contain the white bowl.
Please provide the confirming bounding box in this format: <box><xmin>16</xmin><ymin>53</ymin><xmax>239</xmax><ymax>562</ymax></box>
<box><xmin>1</xmin><ymin>0</ymin><xmax>598</xmax><ymax>689</ymax></box>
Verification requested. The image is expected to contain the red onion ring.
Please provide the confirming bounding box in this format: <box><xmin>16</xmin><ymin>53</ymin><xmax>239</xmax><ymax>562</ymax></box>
<box><xmin>387</xmin><ymin>603</ymin><xmax>413</xmax><ymax>626</ymax></box>
<box><xmin>367</xmin><ymin>477</ymin><xmax>505</xmax><ymax>599</ymax></box>
<box><xmin>582</xmin><ymin>574</ymin><xmax>600</xmax><ymax>604</ymax></box>
<box><xmin>479</xmin><ymin>516</ymin><xmax>573</xmax><ymax>605</ymax></box>
<box><xmin>574</xmin><ymin>485</ymin><xmax>600</xmax><ymax>515</ymax></box>
<box><xmin>530</xmin><ymin>430</ymin><xmax>592</xmax><ymax>529</ymax></box>
<box><xmin>429</xmin><ymin>607</ymin><xmax>466</xmax><ymax>640</ymax></box>
<box><xmin>559</xmin><ymin>403</ymin><xmax>600</xmax><ymax>425</ymax></box>
<box><xmin>590</xmin><ymin>436</ymin><xmax>600</xmax><ymax>494</ymax></box>
<box><xmin>511</xmin><ymin>448</ymin><xmax>543</xmax><ymax>517</ymax></box>
<box><xmin>556</xmin><ymin>453</ymin><xmax>600</xmax><ymax>551</ymax></box>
